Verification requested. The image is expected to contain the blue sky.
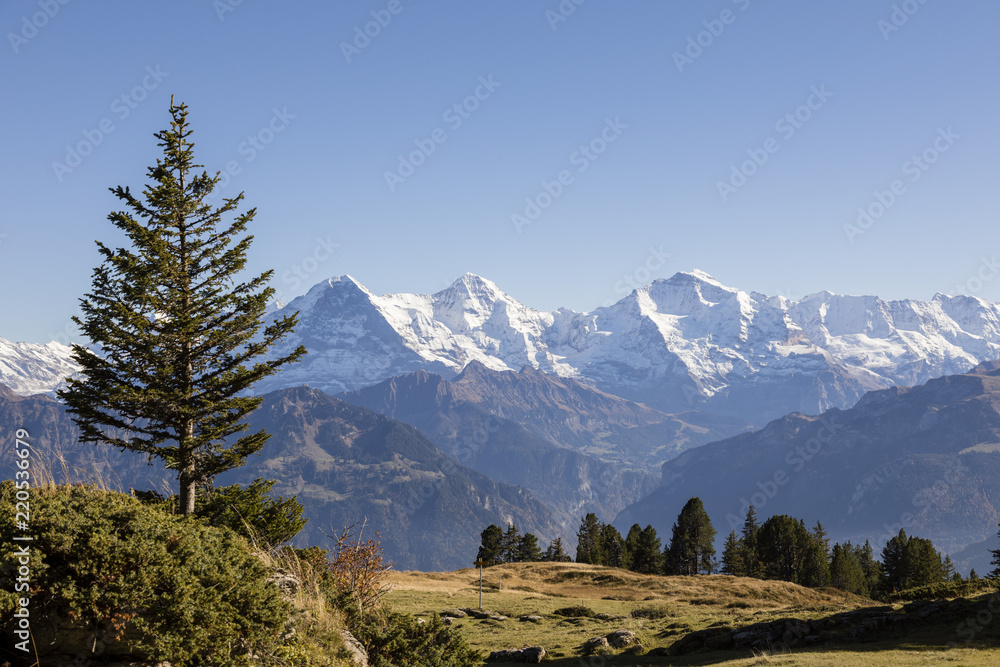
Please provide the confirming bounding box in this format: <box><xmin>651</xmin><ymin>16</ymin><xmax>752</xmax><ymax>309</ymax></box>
<box><xmin>2</xmin><ymin>0</ymin><xmax>999</xmax><ymax>343</ymax></box>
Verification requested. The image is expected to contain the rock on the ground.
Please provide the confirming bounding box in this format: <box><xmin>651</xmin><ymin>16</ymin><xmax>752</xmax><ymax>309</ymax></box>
<box><xmin>519</xmin><ymin>615</ymin><xmax>542</xmax><ymax>622</ymax></box>
<box><xmin>338</xmin><ymin>629</ymin><xmax>369</xmax><ymax>667</ymax></box>
<box><xmin>607</xmin><ymin>629</ymin><xmax>638</xmax><ymax>648</ymax></box>
<box><xmin>487</xmin><ymin>646</ymin><xmax>546</xmax><ymax>663</ymax></box>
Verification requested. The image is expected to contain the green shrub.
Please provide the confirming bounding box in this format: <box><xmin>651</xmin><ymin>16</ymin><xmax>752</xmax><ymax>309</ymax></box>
<box><xmin>135</xmin><ymin>477</ymin><xmax>307</xmax><ymax>548</ymax></box>
<box><xmin>346</xmin><ymin>610</ymin><xmax>482</xmax><ymax>667</ymax></box>
<box><xmin>887</xmin><ymin>578</ymin><xmax>996</xmax><ymax>602</ymax></box>
<box><xmin>631</xmin><ymin>605</ymin><xmax>671</xmax><ymax>619</ymax></box>
<box><xmin>553</xmin><ymin>605</ymin><xmax>596</xmax><ymax>617</ymax></box>
<box><xmin>0</xmin><ymin>483</ymin><xmax>289</xmax><ymax>665</ymax></box>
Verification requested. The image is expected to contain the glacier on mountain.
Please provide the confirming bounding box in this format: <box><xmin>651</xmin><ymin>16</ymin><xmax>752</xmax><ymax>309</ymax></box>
<box><xmin>8</xmin><ymin>270</ymin><xmax>1000</xmax><ymax>424</ymax></box>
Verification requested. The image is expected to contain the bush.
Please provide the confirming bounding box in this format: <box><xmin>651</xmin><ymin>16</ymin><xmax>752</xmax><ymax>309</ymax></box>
<box><xmin>0</xmin><ymin>483</ymin><xmax>289</xmax><ymax>665</ymax></box>
<box><xmin>135</xmin><ymin>477</ymin><xmax>307</xmax><ymax>548</ymax></box>
<box><xmin>631</xmin><ymin>605</ymin><xmax>671</xmax><ymax>619</ymax></box>
<box><xmin>553</xmin><ymin>605</ymin><xmax>596</xmax><ymax>617</ymax></box>
<box><xmin>887</xmin><ymin>578</ymin><xmax>996</xmax><ymax>602</ymax></box>
<box><xmin>346</xmin><ymin>610</ymin><xmax>482</xmax><ymax>667</ymax></box>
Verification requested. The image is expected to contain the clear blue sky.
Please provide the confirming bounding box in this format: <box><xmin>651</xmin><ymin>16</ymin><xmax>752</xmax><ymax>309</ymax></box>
<box><xmin>2</xmin><ymin>0</ymin><xmax>999</xmax><ymax>344</ymax></box>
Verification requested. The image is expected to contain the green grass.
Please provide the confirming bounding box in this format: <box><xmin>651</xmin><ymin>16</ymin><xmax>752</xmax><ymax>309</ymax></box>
<box><xmin>386</xmin><ymin>562</ymin><xmax>1000</xmax><ymax>665</ymax></box>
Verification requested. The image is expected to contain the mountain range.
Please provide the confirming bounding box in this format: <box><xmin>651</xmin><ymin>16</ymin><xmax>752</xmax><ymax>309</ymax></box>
<box><xmin>615</xmin><ymin>361</ymin><xmax>1000</xmax><ymax>574</ymax></box>
<box><xmin>8</xmin><ymin>270</ymin><xmax>1000</xmax><ymax>572</ymax></box>
<box><xmin>11</xmin><ymin>270</ymin><xmax>1000</xmax><ymax>428</ymax></box>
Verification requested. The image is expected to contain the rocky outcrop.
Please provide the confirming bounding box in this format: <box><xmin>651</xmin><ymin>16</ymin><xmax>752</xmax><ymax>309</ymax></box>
<box><xmin>338</xmin><ymin>629</ymin><xmax>369</xmax><ymax>667</ymax></box>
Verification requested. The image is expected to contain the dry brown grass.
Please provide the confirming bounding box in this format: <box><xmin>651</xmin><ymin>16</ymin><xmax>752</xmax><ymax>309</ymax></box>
<box><xmin>389</xmin><ymin>561</ymin><xmax>870</xmax><ymax>611</ymax></box>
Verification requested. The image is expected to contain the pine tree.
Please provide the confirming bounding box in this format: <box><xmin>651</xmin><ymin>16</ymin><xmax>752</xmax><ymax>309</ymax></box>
<box><xmin>802</xmin><ymin>527</ymin><xmax>831</xmax><ymax>588</ymax></box>
<box><xmin>58</xmin><ymin>100</ymin><xmax>306</xmax><ymax>514</ymax></box>
<box><xmin>856</xmin><ymin>541</ymin><xmax>884</xmax><ymax>598</ymax></box>
<box><xmin>663</xmin><ymin>497</ymin><xmax>717</xmax><ymax>575</ymax></box>
<box><xmin>502</xmin><ymin>523</ymin><xmax>522</xmax><ymax>563</ymax></box>
<box><xmin>630</xmin><ymin>525</ymin><xmax>663</xmax><ymax>575</ymax></box>
<box><xmin>600</xmin><ymin>523</ymin><xmax>628</xmax><ymax>569</ymax></box>
<box><xmin>880</xmin><ymin>529</ymin><xmax>909</xmax><ymax>592</ymax></box>
<box><xmin>943</xmin><ymin>555</ymin><xmax>957</xmax><ymax>582</ymax></box>
<box><xmin>989</xmin><ymin>524</ymin><xmax>1000</xmax><ymax>578</ymax></box>
<box><xmin>969</xmin><ymin>568</ymin><xmax>980</xmax><ymax>581</ymax></box>
<box><xmin>829</xmin><ymin>542</ymin><xmax>866</xmax><ymax>596</ymax></box>
<box><xmin>543</xmin><ymin>537</ymin><xmax>571</xmax><ymax>562</ymax></box>
<box><xmin>517</xmin><ymin>533</ymin><xmax>543</xmax><ymax>563</ymax></box>
<box><xmin>720</xmin><ymin>530</ymin><xmax>746</xmax><ymax>576</ymax></box>
<box><xmin>756</xmin><ymin>515</ymin><xmax>812</xmax><ymax>584</ymax></box>
<box><xmin>741</xmin><ymin>505</ymin><xmax>761</xmax><ymax>577</ymax></box>
<box><xmin>477</xmin><ymin>524</ymin><xmax>503</xmax><ymax>565</ymax></box>
<box><xmin>576</xmin><ymin>513</ymin><xmax>605</xmax><ymax>565</ymax></box>
<box><xmin>624</xmin><ymin>524</ymin><xmax>644</xmax><ymax>571</ymax></box>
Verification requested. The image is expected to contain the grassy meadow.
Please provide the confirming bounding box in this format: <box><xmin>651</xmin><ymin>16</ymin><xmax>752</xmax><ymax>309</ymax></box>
<box><xmin>386</xmin><ymin>562</ymin><xmax>1000</xmax><ymax>665</ymax></box>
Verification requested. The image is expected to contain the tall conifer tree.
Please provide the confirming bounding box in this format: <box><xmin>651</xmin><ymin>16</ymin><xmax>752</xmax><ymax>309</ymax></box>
<box><xmin>59</xmin><ymin>99</ymin><xmax>306</xmax><ymax>514</ymax></box>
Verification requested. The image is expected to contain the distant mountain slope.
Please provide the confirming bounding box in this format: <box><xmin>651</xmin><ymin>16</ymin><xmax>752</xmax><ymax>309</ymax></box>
<box><xmin>0</xmin><ymin>384</ymin><xmax>560</xmax><ymax>571</ymax></box>
<box><xmin>339</xmin><ymin>362</ymin><xmax>748</xmax><ymax>527</ymax></box>
<box><xmin>615</xmin><ymin>362</ymin><xmax>1000</xmax><ymax>560</ymax></box>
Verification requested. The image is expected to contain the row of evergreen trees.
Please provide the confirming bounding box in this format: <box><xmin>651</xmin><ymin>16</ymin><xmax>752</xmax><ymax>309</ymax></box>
<box><xmin>719</xmin><ymin>506</ymin><xmax>961</xmax><ymax>597</ymax></box>
<box><xmin>475</xmin><ymin>523</ymin><xmax>572</xmax><ymax>564</ymax></box>
<box><xmin>574</xmin><ymin>498</ymin><xmax>717</xmax><ymax>575</ymax></box>
<box><xmin>476</xmin><ymin>499</ymin><xmax>969</xmax><ymax>599</ymax></box>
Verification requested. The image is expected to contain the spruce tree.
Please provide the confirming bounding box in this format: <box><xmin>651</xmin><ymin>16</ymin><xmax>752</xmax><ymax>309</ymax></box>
<box><xmin>477</xmin><ymin>524</ymin><xmax>504</xmax><ymax>565</ymax></box>
<box><xmin>829</xmin><ymin>542</ymin><xmax>866</xmax><ymax>596</ymax></box>
<box><xmin>630</xmin><ymin>525</ymin><xmax>663</xmax><ymax>575</ymax></box>
<box><xmin>664</xmin><ymin>497</ymin><xmax>717</xmax><ymax>575</ymax></box>
<box><xmin>502</xmin><ymin>522</ymin><xmax>522</xmax><ymax>563</ymax></box>
<box><xmin>600</xmin><ymin>523</ymin><xmax>628</xmax><ymax>569</ymax></box>
<box><xmin>543</xmin><ymin>537</ymin><xmax>571</xmax><ymax>562</ymax></box>
<box><xmin>517</xmin><ymin>533</ymin><xmax>543</xmax><ymax>563</ymax></box>
<box><xmin>989</xmin><ymin>523</ymin><xmax>1000</xmax><ymax>578</ymax></box>
<box><xmin>575</xmin><ymin>513</ymin><xmax>605</xmax><ymax>565</ymax></box>
<box><xmin>720</xmin><ymin>530</ymin><xmax>745</xmax><ymax>576</ymax></box>
<box><xmin>624</xmin><ymin>524</ymin><xmax>644</xmax><ymax>571</ymax></box>
<box><xmin>741</xmin><ymin>505</ymin><xmax>761</xmax><ymax>577</ymax></box>
<box><xmin>58</xmin><ymin>99</ymin><xmax>306</xmax><ymax>514</ymax></box>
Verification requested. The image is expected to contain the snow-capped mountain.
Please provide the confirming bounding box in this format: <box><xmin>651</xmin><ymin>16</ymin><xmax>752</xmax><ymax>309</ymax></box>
<box><xmin>0</xmin><ymin>337</ymin><xmax>79</xmax><ymax>396</ymax></box>
<box><xmin>257</xmin><ymin>270</ymin><xmax>1000</xmax><ymax>425</ymax></box>
<box><xmin>10</xmin><ymin>270</ymin><xmax>1000</xmax><ymax>426</ymax></box>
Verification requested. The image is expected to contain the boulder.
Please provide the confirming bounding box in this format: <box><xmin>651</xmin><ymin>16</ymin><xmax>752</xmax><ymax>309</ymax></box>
<box><xmin>607</xmin><ymin>629</ymin><xmax>638</xmax><ymax>648</ymax></box>
<box><xmin>488</xmin><ymin>646</ymin><xmax>546</xmax><ymax>663</ymax></box>
<box><xmin>338</xmin><ymin>629</ymin><xmax>369</xmax><ymax>667</ymax></box>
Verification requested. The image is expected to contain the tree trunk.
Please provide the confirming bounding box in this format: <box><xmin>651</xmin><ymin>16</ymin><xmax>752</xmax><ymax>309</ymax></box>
<box><xmin>179</xmin><ymin>419</ymin><xmax>196</xmax><ymax>515</ymax></box>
